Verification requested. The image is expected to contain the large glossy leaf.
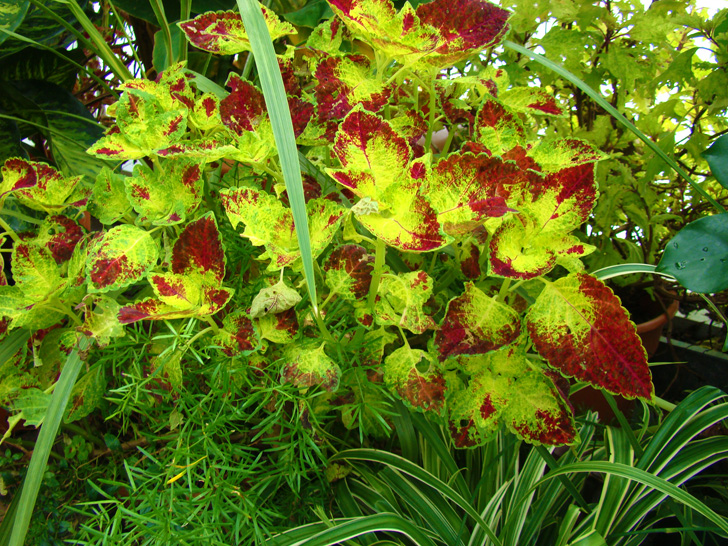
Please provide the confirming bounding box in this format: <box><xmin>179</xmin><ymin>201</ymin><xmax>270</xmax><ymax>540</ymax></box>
<box><xmin>0</xmin><ymin>0</ymin><xmax>29</xmax><ymax>47</ymax></box>
<box><xmin>0</xmin><ymin>47</ymin><xmax>85</xmax><ymax>90</ymax></box>
<box><xmin>526</xmin><ymin>273</ymin><xmax>652</xmax><ymax>400</ymax></box>
<box><xmin>0</xmin><ymin>80</ymin><xmax>110</xmax><ymax>180</ymax></box>
<box><xmin>656</xmin><ymin>213</ymin><xmax>728</xmax><ymax>293</ymax></box>
<box><xmin>700</xmin><ymin>130</ymin><xmax>728</xmax><ymax>189</ymax></box>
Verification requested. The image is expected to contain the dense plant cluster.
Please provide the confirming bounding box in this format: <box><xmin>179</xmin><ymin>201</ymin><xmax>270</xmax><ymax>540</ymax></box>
<box><xmin>0</xmin><ymin>0</ymin><xmax>726</xmax><ymax>544</ymax></box>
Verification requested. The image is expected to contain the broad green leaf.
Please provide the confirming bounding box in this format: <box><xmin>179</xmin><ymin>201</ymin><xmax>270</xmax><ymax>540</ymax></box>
<box><xmin>435</xmin><ymin>282</ymin><xmax>520</xmax><ymax>360</ymax></box>
<box><xmin>383</xmin><ymin>345</ymin><xmax>446</xmax><ymax>414</ymax></box>
<box><xmin>0</xmin><ymin>0</ymin><xmax>29</xmax><ymax>47</ymax></box>
<box><xmin>10</xmin><ymin>242</ymin><xmax>65</xmax><ymax>301</ymax></box>
<box><xmin>323</xmin><ymin>244</ymin><xmax>375</xmax><ymax>301</ymax></box>
<box><xmin>179</xmin><ymin>8</ymin><xmax>296</xmax><ymax>55</ymax></box>
<box><xmin>65</xmin><ymin>366</ymin><xmax>105</xmax><ymax>423</ymax></box>
<box><xmin>0</xmin><ymin>47</ymin><xmax>85</xmax><ymax>90</ymax></box>
<box><xmin>526</xmin><ymin>273</ymin><xmax>652</xmax><ymax>400</ymax></box>
<box><xmin>249</xmin><ymin>278</ymin><xmax>302</xmax><ymax>319</ymax></box>
<box><xmin>7</xmin><ymin>387</ymin><xmax>50</xmax><ymax>427</ymax></box>
<box><xmin>86</xmin><ymin>225</ymin><xmax>159</xmax><ymax>293</ymax></box>
<box><xmin>702</xmin><ymin>133</ymin><xmax>728</xmax><ymax>190</ymax></box>
<box><xmin>221</xmin><ymin>187</ymin><xmax>344</xmax><ymax>271</ymax></box>
<box><xmin>656</xmin><ymin>213</ymin><xmax>728</xmax><ymax>293</ymax></box>
<box><xmin>88</xmin><ymin>167</ymin><xmax>132</xmax><ymax>225</ymax></box>
<box><xmin>281</xmin><ymin>341</ymin><xmax>341</xmax><ymax>392</ymax></box>
<box><xmin>2</xmin><ymin>80</ymin><xmax>110</xmax><ymax>181</ymax></box>
<box><xmin>125</xmin><ymin>159</ymin><xmax>204</xmax><ymax>225</ymax></box>
<box><xmin>448</xmin><ymin>348</ymin><xmax>576</xmax><ymax>447</ymax></box>
<box><xmin>0</xmin><ymin>115</ymin><xmax>25</xmax><ymax>165</ymax></box>
<box><xmin>284</xmin><ymin>0</ymin><xmax>333</xmax><ymax>28</ymax></box>
<box><xmin>374</xmin><ymin>270</ymin><xmax>436</xmax><ymax>334</ymax></box>
<box><xmin>79</xmin><ymin>296</ymin><xmax>125</xmax><ymax>348</ymax></box>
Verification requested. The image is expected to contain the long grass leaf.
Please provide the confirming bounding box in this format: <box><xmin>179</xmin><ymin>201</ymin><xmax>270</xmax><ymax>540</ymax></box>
<box><xmin>265</xmin><ymin>513</ymin><xmax>438</xmax><ymax>546</ymax></box>
<box><xmin>8</xmin><ymin>335</ymin><xmax>89</xmax><ymax>546</ymax></box>
<box><xmin>503</xmin><ymin>40</ymin><xmax>725</xmax><ymax>214</ymax></box>
<box><xmin>332</xmin><ymin>449</ymin><xmax>503</xmax><ymax>546</ymax></box>
<box><xmin>529</xmin><ymin>461</ymin><xmax>728</xmax><ymax>536</ymax></box>
<box><xmin>236</xmin><ymin>0</ymin><xmax>319</xmax><ymax>313</ymax></box>
<box><xmin>0</xmin><ymin>329</ymin><xmax>30</xmax><ymax>363</ymax></box>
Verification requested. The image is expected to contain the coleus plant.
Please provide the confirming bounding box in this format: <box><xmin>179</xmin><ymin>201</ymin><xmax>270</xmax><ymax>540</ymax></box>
<box><xmin>0</xmin><ymin>0</ymin><xmax>653</xmax><ymax>447</ymax></box>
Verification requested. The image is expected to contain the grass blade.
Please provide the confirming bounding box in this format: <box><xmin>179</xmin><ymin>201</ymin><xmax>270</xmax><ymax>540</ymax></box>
<box><xmin>503</xmin><ymin>40</ymin><xmax>726</xmax><ymax>214</ymax></box>
<box><xmin>8</xmin><ymin>335</ymin><xmax>89</xmax><ymax>546</ymax></box>
<box><xmin>236</xmin><ymin>0</ymin><xmax>319</xmax><ymax>314</ymax></box>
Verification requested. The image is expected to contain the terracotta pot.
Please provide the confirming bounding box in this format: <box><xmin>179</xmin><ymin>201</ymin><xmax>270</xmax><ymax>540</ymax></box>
<box><xmin>635</xmin><ymin>297</ymin><xmax>679</xmax><ymax>358</ymax></box>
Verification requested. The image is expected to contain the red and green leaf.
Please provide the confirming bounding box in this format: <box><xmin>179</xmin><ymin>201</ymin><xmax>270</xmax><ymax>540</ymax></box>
<box><xmin>89</xmin><ymin>167</ymin><xmax>132</xmax><ymax>225</ymax></box>
<box><xmin>281</xmin><ymin>342</ymin><xmax>341</xmax><ymax>392</ymax></box>
<box><xmin>34</xmin><ymin>215</ymin><xmax>84</xmax><ymax>264</ymax></box>
<box><xmin>526</xmin><ymin>273</ymin><xmax>653</xmax><ymax>400</ymax></box>
<box><xmin>11</xmin><ymin>242</ymin><xmax>65</xmax><ymax>301</ymax></box>
<box><xmin>125</xmin><ymin>159</ymin><xmax>204</xmax><ymax>225</ymax></box>
<box><xmin>249</xmin><ymin>278</ymin><xmax>302</xmax><ymax>318</ymax></box>
<box><xmin>258</xmin><ymin>307</ymin><xmax>299</xmax><ymax>344</ymax></box>
<box><xmin>80</xmin><ymin>296</ymin><xmax>125</xmax><ymax>348</ymax></box>
<box><xmin>86</xmin><ymin>225</ymin><xmax>159</xmax><ymax>293</ymax></box>
<box><xmin>474</xmin><ymin>95</ymin><xmax>526</xmax><ymax>156</ymax></box>
<box><xmin>383</xmin><ymin>345</ymin><xmax>446</xmax><ymax>414</ymax></box>
<box><xmin>499</xmin><ymin>87</ymin><xmax>565</xmax><ymax>117</ymax></box>
<box><xmin>179</xmin><ymin>8</ymin><xmax>296</xmax><ymax>55</ymax></box>
<box><xmin>2</xmin><ymin>159</ymin><xmax>87</xmax><ymax>213</ymax></box>
<box><xmin>0</xmin><ymin>157</ymin><xmax>37</xmax><ymax>198</ymax></box>
<box><xmin>435</xmin><ymin>282</ymin><xmax>520</xmax><ymax>360</ymax></box>
<box><xmin>171</xmin><ymin>213</ymin><xmax>227</xmax><ymax>281</ymax></box>
<box><xmin>448</xmin><ymin>348</ymin><xmax>576</xmax><ymax>447</ymax></box>
<box><xmin>215</xmin><ymin>311</ymin><xmax>260</xmax><ymax>357</ymax></box>
<box><xmin>323</xmin><ymin>244</ymin><xmax>374</xmax><ymax>301</ymax></box>
<box><xmin>374</xmin><ymin>270</ymin><xmax>436</xmax><ymax>334</ymax></box>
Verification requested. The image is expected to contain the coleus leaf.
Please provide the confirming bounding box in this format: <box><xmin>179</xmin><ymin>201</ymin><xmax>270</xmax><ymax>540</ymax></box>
<box><xmin>525</xmin><ymin>272</ymin><xmax>653</xmax><ymax>400</ymax></box>
<box><xmin>220</xmin><ymin>74</ymin><xmax>267</xmax><ymax>135</ymax></box>
<box><xmin>527</xmin><ymin>138</ymin><xmax>606</xmax><ymax>174</ymax></box>
<box><xmin>435</xmin><ymin>282</ymin><xmax>520</xmax><ymax>360</ymax></box>
<box><xmin>447</xmin><ymin>347</ymin><xmax>576</xmax><ymax>447</ymax></box>
<box><xmin>374</xmin><ymin>270</ymin><xmax>436</xmax><ymax>334</ymax></box>
<box><xmin>326</xmin><ymin>0</ymin><xmax>439</xmax><ymax>66</ymax></box>
<box><xmin>88</xmin><ymin>167</ymin><xmax>132</xmax><ymax>225</ymax></box>
<box><xmin>118</xmin><ymin>271</ymin><xmax>233</xmax><ymax>322</ymax></box>
<box><xmin>383</xmin><ymin>345</ymin><xmax>446</xmax><ymax>414</ymax></box>
<box><xmin>281</xmin><ymin>341</ymin><xmax>341</xmax><ymax>392</ymax></box>
<box><xmin>221</xmin><ymin>187</ymin><xmax>344</xmax><ymax>271</ymax></box>
<box><xmin>33</xmin><ymin>215</ymin><xmax>84</xmax><ymax>264</ymax></box>
<box><xmin>179</xmin><ymin>8</ymin><xmax>296</xmax><ymax>55</ymax></box>
<box><xmin>427</xmin><ymin>152</ymin><xmax>512</xmax><ymax>236</ymax></box>
<box><xmin>249</xmin><ymin>278</ymin><xmax>302</xmax><ymax>319</ymax></box>
<box><xmin>488</xmin><ymin>164</ymin><xmax>598</xmax><ymax>279</ymax></box>
<box><xmin>307</xmin><ymin>17</ymin><xmax>348</xmax><ymax>56</ymax></box>
<box><xmin>11</xmin><ymin>241</ymin><xmax>65</xmax><ymax>301</ymax></box>
<box><xmin>155</xmin><ymin>139</ymin><xmax>240</xmax><ymax>162</ymax></box>
<box><xmin>258</xmin><ymin>308</ymin><xmax>299</xmax><ymax>344</ymax></box>
<box><xmin>189</xmin><ymin>92</ymin><xmax>222</xmax><ymax>131</ymax></box>
<box><xmin>359</xmin><ymin>326</ymin><xmax>397</xmax><ymax>367</ymax></box>
<box><xmin>323</xmin><ymin>244</ymin><xmax>374</xmax><ymax>301</ymax></box>
<box><xmin>214</xmin><ymin>311</ymin><xmax>260</xmax><ymax>357</ymax></box>
<box><xmin>1</xmin><ymin>158</ymin><xmax>87</xmax><ymax>212</ymax></box>
<box><xmin>473</xmin><ymin>95</ymin><xmax>527</xmax><ymax>156</ymax></box>
<box><xmin>79</xmin><ymin>296</ymin><xmax>125</xmax><ymax>348</ymax></box>
<box><xmin>125</xmin><ymin>159</ymin><xmax>204</xmax><ymax>225</ymax></box>
<box><xmin>171</xmin><ymin>213</ymin><xmax>227</xmax><ymax>281</ymax></box>
<box><xmin>458</xmin><ymin>239</ymin><xmax>481</xmax><ymax>279</ymax></box>
<box><xmin>499</xmin><ymin>87</ymin><xmax>565</xmax><ymax>116</ymax></box>
<box><xmin>314</xmin><ymin>54</ymin><xmax>392</xmax><ymax>122</ymax></box>
<box><xmin>65</xmin><ymin>366</ymin><xmax>105</xmax><ymax>423</ymax></box>
<box><xmin>86</xmin><ymin>225</ymin><xmax>159</xmax><ymax>293</ymax></box>
<box><xmin>413</xmin><ymin>0</ymin><xmax>510</xmax><ymax>71</ymax></box>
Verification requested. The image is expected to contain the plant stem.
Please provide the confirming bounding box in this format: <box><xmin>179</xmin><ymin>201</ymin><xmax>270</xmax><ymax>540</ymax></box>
<box><xmin>0</xmin><ymin>209</ymin><xmax>43</xmax><ymax>226</ymax></box>
<box><xmin>0</xmin><ymin>215</ymin><xmax>20</xmax><ymax>243</ymax></box>
<box><xmin>313</xmin><ymin>309</ymin><xmax>336</xmax><ymax>344</ymax></box>
<box><xmin>424</xmin><ymin>75</ymin><xmax>437</xmax><ymax>152</ymax></box>
<box><xmin>497</xmin><ymin>278</ymin><xmax>512</xmax><ymax>302</ymax></box>
<box><xmin>367</xmin><ymin>238</ymin><xmax>386</xmax><ymax>309</ymax></box>
<box><xmin>653</xmin><ymin>396</ymin><xmax>676</xmax><ymax>412</ymax></box>
<box><xmin>201</xmin><ymin>316</ymin><xmax>220</xmax><ymax>335</ymax></box>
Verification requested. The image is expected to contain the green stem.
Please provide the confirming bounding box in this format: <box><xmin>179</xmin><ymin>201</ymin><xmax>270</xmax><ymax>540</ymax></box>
<box><xmin>1</xmin><ymin>209</ymin><xmax>43</xmax><ymax>226</ymax></box>
<box><xmin>653</xmin><ymin>396</ymin><xmax>677</xmax><ymax>412</ymax></box>
<box><xmin>367</xmin><ymin>238</ymin><xmax>387</xmax><ymax>309</ymax></box>
<box><xmin>313</xmin><ymin>309</ymin><xmax>336</xmax><ymax>344</ymax></box>
<box><xmin>49</xmin><ymin>299</ymin><xmax>83</xmax><ymax>326</ymax></box>
<box><xmin>439</xmin><ymin>126</ymin><xmax>456</xmax><ymax>156</ymax></box>
<box><xmin>503</xmin><ymin>40</ymin><xmax>726</xmax><ymax>214</ymax></box>
<box><xmin>0</xmin><ymin>215</ymin><xmax>20</xmax><ymax>243</ymax></box>
<box><xmin>424</xmin><ymin>76</ymin><xmax>438</xmax><ymax>152</ymax></box>
<box><xmin>497</xmin><ymin>278</ymin><xmax>512</xmax><ymax>303</ymax></box>
<box><xmin>201</xmin><ymin>316</ymin><xmax>221</xmax><ymax>335</ymax></box>
<box><xmin>62</xmin><ymin>422</ymin><xmax>106</xmax><ymax>450</ymax></box>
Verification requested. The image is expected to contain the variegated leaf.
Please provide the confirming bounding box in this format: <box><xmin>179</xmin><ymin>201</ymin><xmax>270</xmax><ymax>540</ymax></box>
<box><xmin>281</xmin><ymin>341</ymin><xmax>341</xmax><ymax>392</ymax></box>
<box><xmin>374</xmin><ymin>270</ymin><xmax>436</xmax><ymax>334</ymax></box>
<box><xmin>86</xmin><ymin>225</ymin><xmax>159</xmax><ymax>293</ymax></box>
<box><xmin>323</xmin><ymin>244</ymin><xmax>374</xmax><ymax>301</ymax></box>
<box><xmin>526</xmin><ymin>273</ymin><xmax>653</xmax><ymax>400</ymax></box>
<box><xmin>214</xmin><ymin>311</ymin><xmax>260</xmax><ymax>357</ymax></box>
<box><xmin>435</xmin><ymin>282</ymin><xmax>520</xmax><ymax>360</ymax></box>
<box><xmin>383</xmin><ymin>345</ymin><xmax>446</xmax><ymax>414</ymax></box>
<box><xmin>89</xmin><ymin>167</ymin><xmax>132</xmax><ymax>225</ymax></box>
